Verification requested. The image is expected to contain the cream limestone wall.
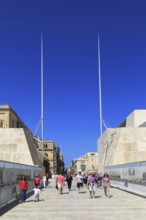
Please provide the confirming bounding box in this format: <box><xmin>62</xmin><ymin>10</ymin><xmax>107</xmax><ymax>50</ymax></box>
<box><xmin>97</xmin><ymin>110</ymin><xmax>146</xmax><ymax>172</ymax></box>
<box><xmin>85</xmin><ymin>153</ymin><xmax>98</xmax><ymax>171</ymax></box>
<box><xmin>0</xmin><ymin>105</ymin><xmax>43</xmax><ymax>168</ymax></box>
<box><xmin>0</xmin><ymin>128</ymin><xmax>33</xmax><ymax>164</ymax></box>
<box><xmin>97</xmin><ymin>128</ymin><xmax>116</xmax><ymax>172</ymax></box>
<box><xmin>0</xmin><ymin>128</ymin><xmax>42</xmax><ymax>166</ymax></box>
<box><xmin>126</xmin><ymin>110</ymin><xmax>146</xmax><ymax>127</ymax></box>
<box><xmin>98</xmin><ymin>127</ymin><xmax>146</xmax><ymax>171</ymax></box>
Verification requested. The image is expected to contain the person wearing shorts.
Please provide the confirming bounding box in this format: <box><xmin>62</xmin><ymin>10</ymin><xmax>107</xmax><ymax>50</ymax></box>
<box><xmin>56</xmin><ymin>173</ymin><xmax>65</xmax><ymax>195</ymax></box>
<box><xmin>87</xmin><ymin>173</ymin><xmax>96</xmax><ymax>198</ymax></box>
<box><xmin>76</xmin><ymin>172</ymin><xmax>83</xmax><ymax>193</ymax></box>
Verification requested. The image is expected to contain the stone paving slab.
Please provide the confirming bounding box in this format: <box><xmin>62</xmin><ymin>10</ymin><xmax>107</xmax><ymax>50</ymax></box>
<box><xmin>1</xmin><ymin>178</ymin><xmax>146</xmax><ymax>220</ymax></box>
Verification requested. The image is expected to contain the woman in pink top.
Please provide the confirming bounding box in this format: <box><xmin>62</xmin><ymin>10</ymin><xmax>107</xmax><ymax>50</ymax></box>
<box><xmin>102</xmin><ymin>173</ymin><xmax>110</xmax><ymax>198</ymax></box>
<box><xmin>56</xmin><ymin>173</ymin><xmax>65</xmax><ymax>195</ymax></box>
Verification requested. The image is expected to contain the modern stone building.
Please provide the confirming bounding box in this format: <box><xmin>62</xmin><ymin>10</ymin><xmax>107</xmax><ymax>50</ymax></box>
<box><xmin>71</xmin><ymin>152</ymin><xmax>98</xmax><ymax>173</ymax></box>
<box><xmin>97</xmin><ymin>110</ymin><xmax>146</xmax><ymax>172</ymax></box>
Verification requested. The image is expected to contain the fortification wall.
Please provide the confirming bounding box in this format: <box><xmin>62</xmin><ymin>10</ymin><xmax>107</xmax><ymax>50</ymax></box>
<box><xmin>104</xmin><ymin>161</ymin><xmax>146</xmax><ymax>197</ymax></box>
<box><xmin>98</xmin><ymin>127</ymin><xmax>146</xmax><ymax>171</ymax></box>
<box><xmin>0</xmin><ymin>128</ymin><xmax>41</xmax><ymax>167</ymax></box>
<box><xmin>0</xmin><ymin>161</ymin><xmax>42</xmax><ymax>208</ymax></box>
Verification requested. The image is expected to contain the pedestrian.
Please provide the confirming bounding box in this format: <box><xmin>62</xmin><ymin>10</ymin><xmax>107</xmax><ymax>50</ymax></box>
<box><xmin>65</xmin><ymin>173</ymin><xmax>73</xmax><ymax>191</ymax></box>
<box><xmin>87</xmin><ymin>172</ymin><xmax>96</xmax><ymax>198</ymax></box>
<box><xmin>56</xmin><ymin>172</ymin><xmax>65</xmax><ymax>195</ymax></box>
<box><xmin>19</xmin><ymin>175</ymin><xmax>28</xmax><ymax>203</ymax></box>
<box><xmin>34</xmin><ymin>174</ymin><xmax>41</xmax><ymax>187</ymax></box>
<box><xmin>76</xmin><ymin>171</ymin><xmax>83</xmax><ymax>193</ymax></box>
<box><xmin>43</xmin><ymin>174</ymin><xmax>47</xmax><ymax>188</ymax></box>
<box><xmin>103</xmin><ymin>173</ymin><xmax>111</xmax><ymax>198</ymax></box>
<box><xmin>98</xmin><ymin>173</ymin><xmax>103</xmax><ymax>188</ymax></box>
<box><xmin>82</xmin><ymin>173</ymin><xmax>88</xmax><ymax>186</ymax></box>
<box><xmin>46</xmin><ymin>173</ymin><xmax>49</xmax><ymax>186</ymax></box>
<box><xmin>33</xmin><ymin>185</ymin><xmax>41</xmax><ymax>202</ymax></box>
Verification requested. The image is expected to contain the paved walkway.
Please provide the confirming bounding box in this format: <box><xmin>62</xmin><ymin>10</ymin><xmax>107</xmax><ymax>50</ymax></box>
<box><xmin>1</xmin><ymin>178</ymin><xmax>146</xmax><ymax>220</ymax></box>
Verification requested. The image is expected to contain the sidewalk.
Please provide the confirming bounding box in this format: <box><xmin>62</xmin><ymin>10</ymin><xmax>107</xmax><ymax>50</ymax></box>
<box><xmin>1</xmin><ymin>178</ymin><xmax>146</xmax><ymax>220</ymax></box>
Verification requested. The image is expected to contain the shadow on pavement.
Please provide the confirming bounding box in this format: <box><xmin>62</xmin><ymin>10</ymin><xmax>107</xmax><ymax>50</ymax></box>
<box><xmin>94</xmin><ymin>196</ymin><xmax>102</xmax><ymax>198</ymax></box>
<box><xmin>0</xmin><ymin>191</ymin><xmax>34</xmax><ymax>216</ymax></box>
<box><xmin>80</xmin><ymin>191</ymin><xmax>87</xmax><ymax>194</ymax></box>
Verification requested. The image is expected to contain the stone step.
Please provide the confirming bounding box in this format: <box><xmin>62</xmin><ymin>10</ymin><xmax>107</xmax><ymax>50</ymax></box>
<box><xmin>1</xmin><ymin>178</ymin><xmax>146</xmax><ymax>220</ymax></box>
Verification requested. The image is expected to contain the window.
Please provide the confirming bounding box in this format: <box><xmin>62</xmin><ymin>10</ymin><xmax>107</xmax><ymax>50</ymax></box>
<box><xmin>17</xmin><ymin>122</ymin><xmax>21</xmax><ymax>128</ymax></box>
<box><xmin>43</xmin><ymin>144</ymin><xmax>47</xmax><ymax>149</ymax></box>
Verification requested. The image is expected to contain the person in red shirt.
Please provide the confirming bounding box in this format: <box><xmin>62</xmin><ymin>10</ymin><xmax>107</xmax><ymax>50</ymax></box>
<box><xmin>56</xmin><ymin>173</ymin><xmax>65</xmax><ymax>195</ymax></box>
<box><xmin>19</xmin><ymin>175</ymin><xmax>28</xmax><ymax>203</ymax></box>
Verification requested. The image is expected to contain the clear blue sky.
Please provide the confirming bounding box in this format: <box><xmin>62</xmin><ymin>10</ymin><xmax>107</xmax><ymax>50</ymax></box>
<box><xmin>0</xmin><ymin>0</ymin><xmax>146</xmax><ymax>167</ymax></box>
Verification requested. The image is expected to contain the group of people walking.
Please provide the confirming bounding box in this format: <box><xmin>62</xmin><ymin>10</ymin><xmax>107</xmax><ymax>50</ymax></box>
<box><xmin>75</xmin><ymin>171</ymin><xmax>111</xmax><ymax>198</ymax></box>
<box><xmin>55</xmin><ymin>172</ymin><xmax>73</xmax><ymax>194</ymax></box>
<box><xmin>55</xmin><ymin>171</ymin><xmax>111</xmax><ymax>199</ymax></box>
<box><xmin>19</xmin><ymin>173</ymin><xmax>45</xmax><ymax>203</ymax></box>
<box><xmin>19</xmin><ymin>171</ymin><xmax>111</xmax><ymax>203</ymax></box>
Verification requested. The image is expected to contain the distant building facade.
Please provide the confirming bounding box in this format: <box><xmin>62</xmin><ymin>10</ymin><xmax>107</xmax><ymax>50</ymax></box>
<box><xmin>59</xmin><ymin>153</ymin><xmax>65</xmax><ymax>174</ymax></box>
<box><xmin>38</xmin><ymin>140</ymin><xmax>64</xmax><ymax>175</ymax></box>
<box><xmin>71</xmin><ymin>152</ymin><xmax>98</xmax><ymax>173</ymax></box>
<box><xmin>98</xmin><ymin>110</ymin><xmax>146</xmax><ymax>172</ymax></box>
<box><xmin>0</xmin><ymin>104</ymin><xmax>28</xmax><ymax>129</ymax></box>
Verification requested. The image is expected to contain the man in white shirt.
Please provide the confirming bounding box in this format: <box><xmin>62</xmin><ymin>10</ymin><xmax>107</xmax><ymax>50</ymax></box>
<box><xmin>76</xmin><ymin>172</ymin><xmax>83</xmax><ymax>193</ymax></box>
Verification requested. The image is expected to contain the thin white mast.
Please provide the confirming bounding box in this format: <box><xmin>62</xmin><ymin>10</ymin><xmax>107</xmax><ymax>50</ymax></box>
<box><xmin>41</xmin><ymin>32</ymin><xmax>44</xmax><ymax>166</ymax></box>
<box><xmin>98</xmin><ymin>34</ymin><xmax>103</xmax><ymax>142</ymax></box>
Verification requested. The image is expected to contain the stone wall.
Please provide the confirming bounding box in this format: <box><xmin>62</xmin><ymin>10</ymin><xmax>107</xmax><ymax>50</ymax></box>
<box><xmin>98</xmin><ymin>127</ymin><xmax>146</xmax><ymax>171</ymax></box>
<box><xmin>0</xmin><ymin>161</ymin><xmax>42</xmax><ymax>208</ymax></box>
<box><xmin>0</xmin><ymin>128</ymin><xmax>42</xmax><ymax>167</ymax></box>
<box><xmin>104</xmin><ymin>161</ymin><xmax>146</xmax><ymax>197</ymax></box>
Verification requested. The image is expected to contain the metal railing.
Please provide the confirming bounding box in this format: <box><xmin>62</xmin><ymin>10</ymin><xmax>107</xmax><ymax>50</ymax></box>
<box><xmin>104</xmin><ymin>160</ymin><xmax>146</xmax><ymax>183</ymax></box>
<box><xmin>0</xmin><ymin>160</ymin><xmax>42</xmax><ymax>185</ymax></box>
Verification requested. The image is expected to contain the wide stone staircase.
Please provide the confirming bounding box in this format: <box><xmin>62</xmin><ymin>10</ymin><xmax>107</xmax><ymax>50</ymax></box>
<box><xmin>1</xmin><ymin>178</ymin><xmax>146</xmax><ymax>220</ymax></box>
